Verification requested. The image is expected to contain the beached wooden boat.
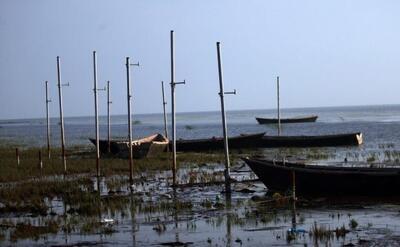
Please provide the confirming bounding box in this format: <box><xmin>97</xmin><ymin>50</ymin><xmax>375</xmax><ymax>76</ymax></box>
<box><xmin>89</xmin><ymin>138</ymin><xmax>121</xmax><ymax>154</ymax></box>
<box><xmin>255</xmin><ymin>115</ymin><xmax>318</xmax><ymax>124</ymax></box>
<box><xmin>258</xmin><ymin>132</ymin><xmax>363</xmax><ymax>147</ymax></box>
<box><xmin>242</xmin><ymin>157</ymin><xmax>400</xmax><ymax>195</ymax></box>
<box><xmin>174</xmin><ymin>132</ymin><xmax>265</xmax><ymax>152</ymax></box>
<box><xmin>89</xmin><ymin>134</ymin><xmax>169</xmax><ymax>158</ymax></box>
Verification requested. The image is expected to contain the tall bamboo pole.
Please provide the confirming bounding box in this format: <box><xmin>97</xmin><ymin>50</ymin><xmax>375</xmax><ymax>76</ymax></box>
<box><xmin>107</xmin><ymin>81</ymin><xmax>111</xmax><ymax>153</ymax></box>
<box><xmin>216</xmin><ymin>42</ymin><xmax>236</xmax><ymax>194</ymax></box>
<box><xmin>170</xmin><ymin>31</ymin><xmax>176</xmax><ymax>186</ymax></box>
<box><xmin>56</xmin><ymin>56</ymin><xmax>67</xmax><ymax>172</ymax></box>
<box><xmin>126</xmin><ymin>57</ymin><xmax>139</xmax><ymax>186</ymax></box>
<box><xmin>126</xmin><ymin>57</ymin><xmax>133</xmax><ymax>185</ymax></box>
<box><xmin>45</xmin><ymin>81</ymin><xmax>51</xmax><ymax>159</ymax></box>
<box><xmin>93</xmin><ymin>51</ymin><xmax>100</xmax><ymax>177</ymax></box>
<box><xmin>170</xmin><ymin>30</ymin><xmax>185</xmax><ymax>186</ymax></box>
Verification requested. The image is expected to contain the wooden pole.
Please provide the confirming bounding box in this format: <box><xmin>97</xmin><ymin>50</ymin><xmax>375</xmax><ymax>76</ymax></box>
<box><xmin>161</xmin><ymin>81</ymin><xmax>168</xmax><ymax>139</ymax></box>
<box><xmin>93</xmin><ymin>51</ymin><xmax>100</xmax><ymax>177</ymax></box>
<box><xmin>170</xmin><ymin>30</ymin><xmax>185</xmax><ymax>186</ymax></box>
<box><xmin>170</xmin><ymin>30</ymin><xmax>176</xmax><ymax>187</ymax></box>
<box><xmin>277</xmin><ymin>76</ymin><xmax>281</xmax><ymax>136</ymax></box>
<box><xmin>216</xmin><ymin>42</ymin><xmax>236</xmax><ymax>194</ymax></box>
<box><xmin>56</xmin><ymin>56</ymin><xmax>67</xmax><ymax>172</ymax></box>
<box><xmin>126</xmin><ymin>57</ymin><xmax>133</xmax><ymax>186</ymax></box>
<box><xmin>107</xmin><ymin>81</ymin><xmax>111</xmax><ymax>153</ymax></box>
<box><xmin>45</xmin><ymin>81</ymin><xmax>51</xmax><ymax>159</ymax></box>
<box><xmin>126</xmin><ymin>57</ymin><xmax>139</xmax><ymax>187</ymax></box>
<box><xmin>16</xmin><ymin>148</ymin><xmax>20</xmax><ymax>166</ymax></box>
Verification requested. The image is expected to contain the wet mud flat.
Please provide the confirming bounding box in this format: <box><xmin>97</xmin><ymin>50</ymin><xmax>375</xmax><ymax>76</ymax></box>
<box><xmin>1</xmin><ymin>163</ymin><xmax>400</xmax><ymax>247</ymax></box>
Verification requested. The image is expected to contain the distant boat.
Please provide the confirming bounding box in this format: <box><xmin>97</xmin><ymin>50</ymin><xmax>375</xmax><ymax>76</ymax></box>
<box><xmin>255</xmin><ymin>77</ymin><xmax>317</xmax><ymax>126</ymax></box>
<box><xmin>255</xmin><ymin>115</ymin><xmax>318</xmax><ymax>124</ymax></box>
<box><xmin>89</xmin><ymin>133</ymin><xmax>169</xmax><ymax>158</ymax></box>
<box><xmin>258</xmin><ymin>132</ymin><xmax>362</xmax><ymax>147</ymax></box>
<box><xmin>242</xmin><ymin>157</ymin><xmax>400</xmax><ymax>195</ymax></box>
<box><xmin>174</xmin><ymin>132</ymin><xmax>265</xmax><ymax>152</ymax></box>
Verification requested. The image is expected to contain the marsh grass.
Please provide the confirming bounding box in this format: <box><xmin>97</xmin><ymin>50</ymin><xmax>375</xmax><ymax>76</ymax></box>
<box><xmin>0</xmin><ymin>144</ymin><xmax>255</xmax><ymax>225</ymax></box>
<box><xmin>0</xmin><ymin>145</ymin><xmax>258</xmax><ymax>183</ymax></box>
<box><xmin>309</xmin><ymin>221</ymin><xmax>332</xmax><ymax>240</ymax></box>
<box><xmin>0</xmin><ymin>179</ymin><xmax>135</xmax><ymax>217</ymax></box>
<box><xmin>335</xmin><ymin>224</ymin><xmax>349</xmax><ymax>238</ymax></box>
<box><xmin>0</xmin><ymin>178</ymin><xmax>94</xmax><ymax>216</ymax></box>
<box><xmin>349</xmin><ymin>218</ymin><xmax>358</xmax><ymax>229</ymax></box>
<box><xmin>0</xmin><ymin>144</ymin><xmax>270</xmax><ymax>242</ymax></box>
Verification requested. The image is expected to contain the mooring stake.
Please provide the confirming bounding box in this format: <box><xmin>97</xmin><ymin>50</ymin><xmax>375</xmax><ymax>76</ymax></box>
<box><xmin>93</xmin><ymin>51</ymin><xmax>100</xmax><ymax>177</ymax></box>
<box><xmin>170</xmin><ymin>30</ymin><xmax>186</xmax><ymax>187</ymax></box>
<box><xmin>216</xmin><ymin>42</ymin><xmax>236</xmax><ymax>194</ymax></box>
<box><xmin>126</xmin><ymin>57</ymin><xmax>140</xmax><ymax>187</ymax></box>
<box><xmin>92</xmin><ymin>51</ymin><xmax>106</xmax><ymax>177</ymax></box>
<box><xmin>107</xmin><ymin>81</ymin><xmax>112</xmax><ymax>153</ymax></box>
<box><xmin>45</xmin><ymin>81</ymin><xmax>52</xmax><ymax>159</ymax></box>
<box><xmin>56</xmin><ymin>56</ymin><xmax>69</xmax><ymax>173</ymax></box>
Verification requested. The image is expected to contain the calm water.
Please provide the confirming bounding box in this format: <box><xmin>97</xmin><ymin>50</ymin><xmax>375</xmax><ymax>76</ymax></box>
<box><xmin>1</xmin><ymin>104</ymin><xmax>400</xmax><ymax>153</ymax></box>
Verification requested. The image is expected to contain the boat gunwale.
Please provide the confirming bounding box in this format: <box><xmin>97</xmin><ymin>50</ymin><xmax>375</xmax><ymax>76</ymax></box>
<box><xmin>176</xmin><ymin>132</ymin><xmax>265</xmax><ymax>143</ymax></box>
<box><xmin>243</xmin><ymin>157</ymin><xmax>400</xmax><ymax>176</ymax></box>
<box><xmin>261</xmin><ymin>132</ymin><xmax>362</xmax><ymax>140</ymax></box>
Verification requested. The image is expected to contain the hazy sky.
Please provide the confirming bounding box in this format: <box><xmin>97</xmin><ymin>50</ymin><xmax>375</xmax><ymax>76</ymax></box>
<box><xmin>1</xmin><ymin>0</ymin><xmax>399</xmax><ymax>120</ymax></box>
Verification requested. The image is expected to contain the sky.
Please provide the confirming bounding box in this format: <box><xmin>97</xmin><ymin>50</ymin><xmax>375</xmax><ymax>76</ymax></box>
<box><xmin>0</xmin><ymin>0</ymin><xmax>400</xmax><ymax>120</ymax></box>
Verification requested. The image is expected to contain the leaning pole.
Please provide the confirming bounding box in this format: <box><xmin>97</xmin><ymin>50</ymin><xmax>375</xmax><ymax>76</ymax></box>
<box><xmin>216</xmin><ymin>42</ymin><xmax>236</xmax><ymax>194</ymax></box>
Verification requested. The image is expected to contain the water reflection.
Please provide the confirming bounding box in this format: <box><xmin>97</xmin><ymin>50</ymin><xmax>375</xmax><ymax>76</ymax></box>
<box><xmin>130</xmin><ymin>192</ymin><xmax>137</xmax><ymax>247</ymax></box>
<box><xmin>225</xmin><ymin>192</ymin><xmax>232</xmax><ymax>247</ymax></box>
<box><xmin>173</xmin><ymin>188</ymin><xmax>179</xmax><ymax>245</ymax></box>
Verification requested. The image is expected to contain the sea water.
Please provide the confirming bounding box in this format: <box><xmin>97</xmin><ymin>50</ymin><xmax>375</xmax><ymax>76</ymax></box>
<box><xmin>1</xmin><ymin>104</ymin><xmax>400</xmax><ymax>161</ymax></box>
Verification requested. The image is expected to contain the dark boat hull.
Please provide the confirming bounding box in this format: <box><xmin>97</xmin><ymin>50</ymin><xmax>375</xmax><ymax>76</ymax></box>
<box><xmin>174</xmin><ymin>132</ymin><xmax>265</xmax><ymax>152</ymax></box>
<box><xmin>89</xmin><ymin>134</ymin><xmax>168</xmax><ymax>158</ymax></box>
<box><xmin>255</xmin><ymin>115</ymin><xmax>318</xmax><ymax>124</ymax></box>
<box><xmin>243</xmin><ymin>158</ymin><xmax>400</xmax><ymax>195</ymax></box>
<box><xmin>258</xmin><ymin>132</ymin><xmax>363</xmax><ymax>147</ymax></box>
<box><xmin>89</xmin><ymin>139</ymin><xmax>120</xmax><ymax>154</ymax></box>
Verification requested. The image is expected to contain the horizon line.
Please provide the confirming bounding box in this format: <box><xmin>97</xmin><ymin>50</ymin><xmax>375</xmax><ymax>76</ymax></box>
<box><xmin>1</xmin><ymin>103</ymin><xmax>399</xmax><ymax>122</ymax></box>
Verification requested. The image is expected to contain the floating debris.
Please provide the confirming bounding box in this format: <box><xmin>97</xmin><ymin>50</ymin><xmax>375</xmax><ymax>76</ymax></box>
<box><xmin>100</xmin><ymin>218</ymin><xmax>114</xmax><ymax>224</ymax></box>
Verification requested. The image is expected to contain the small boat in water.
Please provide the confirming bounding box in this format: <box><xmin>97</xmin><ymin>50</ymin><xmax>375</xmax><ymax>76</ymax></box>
<box><xmin>258</xmin><ymin>132</ymin><xmax>363</xmax><ymax>147</ymax></box>
<box><xmin>242</xmin><ymin>157</ymin><xmax>400</xmax><ymax>195</ymax></box>
<box><xmin>255</xmin><ymin>115</ymin><xmax>318</xmax><ymax>124</ymax></box>
<box><xmin>174</xmin><ymin>132</ymin><xmax>265</xmax><ymax>152</ymax></box>
<box><xmin>89</xmin><ymin>133</ymin><xmax>169</xmax><ymax>158</ymax></box>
